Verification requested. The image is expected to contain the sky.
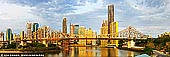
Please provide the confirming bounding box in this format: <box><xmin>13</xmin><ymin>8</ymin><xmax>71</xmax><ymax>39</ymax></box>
<box><xmin>0</xmin><ymin>0</ymin><xmax>170</xmax><ymax>37</ymax></box>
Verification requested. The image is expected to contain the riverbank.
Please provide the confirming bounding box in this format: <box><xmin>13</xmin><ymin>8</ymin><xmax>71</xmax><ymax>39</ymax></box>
<box><xmin>119</xmin><ymin>47</ymin><xmax>144</xmax><ymax>52</ymax></box>
<box><xmin>153</xmin><ymin>50</ymin><xmax>170</xmax><ymax>57</ymax></box>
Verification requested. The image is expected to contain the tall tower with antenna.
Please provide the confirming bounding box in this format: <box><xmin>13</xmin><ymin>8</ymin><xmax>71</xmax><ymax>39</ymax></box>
<box><xmin>26</xmin><ymin>21</ymin><xmax>32</xmax><ymax>39</ymax></box>
<box><xmin>108</xmin><ymin>4</ymin><xmax>114</xmax><ymax>34</ymax></box>
<box><xmin>62</xmin><ymin>17</ymin><xmax>67</xmax><ymax>34</ymax></box>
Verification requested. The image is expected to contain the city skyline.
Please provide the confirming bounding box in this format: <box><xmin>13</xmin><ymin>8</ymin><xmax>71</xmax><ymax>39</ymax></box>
<box><xmin>0</xmin><ymin>0</ymin><xmax>170</xmax><ymax>37</ymax></box>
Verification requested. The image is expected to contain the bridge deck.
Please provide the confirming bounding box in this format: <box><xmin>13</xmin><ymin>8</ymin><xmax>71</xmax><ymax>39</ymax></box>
<box><xmin>0</xmin><ymin>38</ymin><xmax>147</xmax><ymax>42</ymax></box>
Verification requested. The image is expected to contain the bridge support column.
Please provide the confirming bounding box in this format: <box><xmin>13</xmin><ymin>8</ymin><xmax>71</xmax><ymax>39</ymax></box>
<box><xmin>115</xmin><ymin>40</ymin><xmax>118</xmax><ymax>47</ymax></box>
<box><xmin>128</xmin><ymin>40</ymin><xmax>135</xmax><ymax>48</ymax></box>
<box><xmin>43</xmin><ymin>40</ymin><xmax>48</xmax><ymax>47</ymax></box>
<box><xmin>79</xmin><ymin>40</ymin><xmax>86</xmax><ymax>46</ymax></box>
<box><xmin>20</xmin><ymin>41</ymin><xmax>24</xmax><ymax>46</ymax></box>
<box><xmin>56</xmin><ymin>40</ymin><xmax>58</xmax><ymax>45</ymax></box>
<box><xmin>92</xmin><ymin>40</ymin><xmax>96</xmax><ymax>45</ymax></box>
<box><xmin>101</xmin><ymin>40</ymin><xmax>107</xmax><ymax>46</ymax></box>
<box><xmin>110</xmin><ymin>40</ymin><xmax>118</xmax><ymax>47</ymax></box>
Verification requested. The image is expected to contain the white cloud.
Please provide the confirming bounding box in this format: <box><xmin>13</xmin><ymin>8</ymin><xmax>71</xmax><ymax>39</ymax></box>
<box><xmin>0</xmin><ymin>2</ymin><xmax>48</xmax><ymax>33</ymax></box>
<box><xmin>72</xmin><ymin>0</ymin><xmax>104</xmax><ymax>14</ymax></box>
<box><xmin>125</xmin><ymin>0</ymin><xmax>167</xmax><ymax>14</ymax></box>
<box><xmin>0</xmin><ymin>3</ymin><xmax>30</xmax><ymax>19</ymax></box>
<box><xmin>136</xmin><ymin>26</ymin><xmax>170</xmax><ymax>37</ymax></box>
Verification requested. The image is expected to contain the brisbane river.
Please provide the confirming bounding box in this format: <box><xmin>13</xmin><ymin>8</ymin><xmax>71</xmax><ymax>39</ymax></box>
<box><xmin>46</xmin><ymin>47</ymin><xmax>142</xmax><ymax>57</ymax></box>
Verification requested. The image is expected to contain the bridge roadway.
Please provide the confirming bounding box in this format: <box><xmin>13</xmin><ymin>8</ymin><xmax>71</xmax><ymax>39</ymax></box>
<box><xmin>0</xmin><ymin>37</ymin><xmax>147</xmax><ymax>42</ymax></box>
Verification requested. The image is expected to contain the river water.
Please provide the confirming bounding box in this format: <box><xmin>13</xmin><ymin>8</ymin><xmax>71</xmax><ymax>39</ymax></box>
<box><xmin>46</xmin><ymin>47</ymin><xmax>142</xmax><ymax>57</ymax></box>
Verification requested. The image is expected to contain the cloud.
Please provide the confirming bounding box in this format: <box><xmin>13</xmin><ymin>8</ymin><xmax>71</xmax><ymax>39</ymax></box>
<box><xmin>72</xmin><ymin>0</ymin><xmax>104</xmax><ymax>14</ymax></box>
<box><xmin>64</xmin><ymin>8</ymin><xmax>107</xmax><ymax>34</ymax></box>
<box><xmin>0</xmin><ymin>0</ymin><xmax>107</xmax><ymax>33</ymax></box>
<box><xmin>0</xmin><ymin>2</ymin><xmax>48</xmax><ymax>33</ymax></box>
<box><xmin>125</xmin><ymin>0</ymin><xmax>167</xmax><ymax>14</ymax></box>
<box><xmin>113</xmin><ymin>0</ymin><xmax>170</xmax><ymax>37</ymax></box>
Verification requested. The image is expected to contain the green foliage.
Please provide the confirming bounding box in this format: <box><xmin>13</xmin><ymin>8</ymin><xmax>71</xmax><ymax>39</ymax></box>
<box><xmin>25</xmin><ymin>42</ymin><xmax>45</xmax><ymax>48</ymax></box>
<box><xmin>135</xmin><ymin>39</ymin><xmax>148</xmax><ymax>47</ymax></box>
<box><xmin>36</xmin><ymin>43</ymin><xmax>45</xmax><ymax>48</ymax></box>
<box><xmin>118</xmin><ymin>40</ymin><xmax>123</xmax><ymax>48</ymax></box>
<box><xmin>144</xmin><ymin>47</ymin><xmax>153</xmax><ymax>55</ymax></box>
<box><xmin>144</xmin><ymin>35</ymin><xmax>170</xmax><ymax>54</ymax></box>
<box><xmin>7</xmin><ymin>42</ymin><xmax>17</xmax><ymax>49</ymax></box>
<box><xmin>153</xmin><ymin>37</ymin><xmax>170</xmax><ymax>48</ymax></box>
<box><xmin>48</xmin><ymin>44</ymin><xmax>56</xmax><ymax>47</ymax></box>
<box><xmin>166</xmin><ymin>48</ymin><xmax>170</xmax><ymax>52</ymax></box>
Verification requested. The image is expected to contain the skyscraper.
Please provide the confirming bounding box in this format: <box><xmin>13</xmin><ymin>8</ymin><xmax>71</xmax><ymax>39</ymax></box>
<box><xmin>26</xmin><ymin>22</ymin><xmax>32</xmax><ymax>39</ymax></box>
<box><xmin>20</xmin><ymin>31</ymin><xmax>24</xmax><ymax>40</ymax></box>
<box><xmin>78</xmin><ymin>26</ymin><xmax>86</xmax><ymax>38</ymax></box>
<box><xmin>0</xmin><ymin>32</ymin><xmax>4</xmax><ymax>47</ymax></box>
<box><xmin>108</xmin><ymin>4</ymin><xmax>114</xmax><ymax>34</ymax></box>
<box><xmin>6</xmin><ymin>28</ymin><xmax>13</xmax><ymax>44</ymax></box>
<box><xmin>62</xmin><ymin>17</ymin><xmax>67</xmax><ymax>33</ymax></box>
<box><xmin>0</xmin><ymin>32</ymin><xmax>4</xmax><ymax>41</ymax></box>
<box><xmin>33</xmin><ymin>23</ymin><xmax>39</xmax><ymax>32</ymax></box>
<box><xmin>86</xmin><ymin>28</ymin><xmax>93</xmax><ymax>38</ymax></box>
<box><xmin>74</xmin><ymin>25</ymin><xmax>79</xmax><ymax>35</ymax></box>
<box><xmin>42</xmin><ymin>25</ymin><xmax>50</xmax><ymax>38</ymax></box>
<box><xmin>20</xmin><ymin>31</ymin><xmax>25</xmax><ymax>46</ymax></box>
<box><xmin>110</xmin><ymin>22</ymin><xmax>118</xmax><ymax>37</ymax></box>
<box><xmin>32</xmin><ymin>23</ymin><xmax>39</xmax><ymax>39</ymax></box>
<box><xmin>101</xmin><ymin>20</ymin><xmax>108</xmax><ymax>36</ymax></box>
<box><xmin>70</xmin><ymin>24</ymin><xmax>74</xmax><ymax>37</ymax></box>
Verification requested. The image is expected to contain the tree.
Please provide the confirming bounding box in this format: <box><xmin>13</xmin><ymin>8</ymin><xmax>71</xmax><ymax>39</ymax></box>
<box><xmin>48</xmin><ymin>44</ymin><xmax>56</xmax><ymax>47</ymax></box>
<box><xmin>25</xmin><ymin>43</ymin><xmax>45</xmax><ymax>48</ymax></box>
<box><xmin>146</xmin><ymin>42</ymin><xmax>155</xmax><ymax>49</ymax></box>
<box><xmin>7</xmin><ymin>43</ymin><xmax>17</xmax><ymax>49</ymax></box>
<box><xmin>144</xmin><ymin>47</ymin><xmax>153</xmax><ymax>55</ymax></box>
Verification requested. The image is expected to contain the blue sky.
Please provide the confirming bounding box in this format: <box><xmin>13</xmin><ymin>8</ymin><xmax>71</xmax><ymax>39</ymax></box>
<box><xmin>0</xmin><ymin>0</ymin><xmax>170</xmax><ymax>37</ymax></box>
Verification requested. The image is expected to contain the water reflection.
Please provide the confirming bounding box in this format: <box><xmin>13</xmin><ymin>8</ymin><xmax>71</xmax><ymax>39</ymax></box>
<box><xmin>47</xmin><ymin>47</ymin><xmax>141</xmax><ymax>57</ymax></box>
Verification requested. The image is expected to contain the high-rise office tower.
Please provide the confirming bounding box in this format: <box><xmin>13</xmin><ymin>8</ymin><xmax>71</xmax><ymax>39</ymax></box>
<box><xmin>110</xmin><ymin>22</ymin><xmax>118</xmax><ymax>37</ymax></box>
<box><xmin>0</xmin><ymin>32</ymin><xmax>4</xmax><ymax>47</ymax></box>
<box><xmin>13</xmin><ymin>33</ymin><xmax>20</xmax><ymax>41</ymax></box>
<box><xmin>74</xmin><ymin>25</ymin><xmax>79</xmax><ymax>35</ymax></box>
<box><xmin>42</xmin><ymin>25</ymin><xmax>50</xmax><ymax>38</ymax></box>
<box><xmin>100</xmin><ymin>20</ymin><xmax>108</xmax><ymax>36</ymax></box>
<box><xmin>20</xmin><ymin>31</ymin><xmax>24</xmax><ymax>40</ymax></box>
<box><xmin>20</xmin><ymin>31</ymin><xmax>25</xmax><ymax>46</ymax></box>
<box><xmin>78</xmin><ymin>26</ymin><xmax>86</xmax><ymax>37</ymax></box>
<box><xmin>108</xmin><ymin>4</ymin><xmax>114</xmax><ymax>34</ymax></box>
<box><xmin>32</xmin><ymin>23</ymin><xmax>39</xmax><ymax>39</ymax></box>
<box><xmin>0</xmin><ymin>32</ymin><xmax>4</xmax><ymax>41</ymax></box>
<box><xmin>70</xmin><ymin>24</ymin><xmax>75</xmax><ymax>37</ymax></box>
<box><xmin>26</xmin><ymin>22</ymin><xmax>32</xmax><ymax>39</ymax></box>
<box><xmin>86</xmin><ymin>28</ymin><xmax>93</xmax><ymax>38</ymax></box>
<box><xmin>62</xmin><ymin>17</ymin><xmax>67</xmax><ymax>33</ymax></box>
<box><xmin>33</xmin><ymin>23</ymin><xmax>39</xmax><ymax>32</ymax></box>
<box><xmin>37</xmin><ymin>28</ymin><xmax>43</xmax><ymax>39</ymax></box>
<box><xmin>6</xmin><ymin>28</ymin><xmax>13</xmax><ymax>44</ymax></box>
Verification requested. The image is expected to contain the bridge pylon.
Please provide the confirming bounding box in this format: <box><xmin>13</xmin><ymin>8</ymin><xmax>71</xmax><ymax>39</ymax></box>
<box><xmin>42</xmin><ymin>40</ymin><xmax>48</xmax><ymax>47</ymax></box>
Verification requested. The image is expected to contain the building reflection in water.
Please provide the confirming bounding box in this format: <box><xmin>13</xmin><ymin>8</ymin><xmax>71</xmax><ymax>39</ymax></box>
<box><xmin>63</xmin><ymin>47</ymin><xmax>70</xmax><ymax>57</ymax></box>
<box><xmin>46</xmin><ymin>47</ymin><xmax>141</xmax><ymax>57</ymax></box>
<box><xmin>128</xmin><ymin>51</ymin><xmax>134</xmax><ymax>57</ymax></box>
<box><xmin>70</xmin><ymin>47</ymin><xmax>119</xmax><ymax>57</ymax></box>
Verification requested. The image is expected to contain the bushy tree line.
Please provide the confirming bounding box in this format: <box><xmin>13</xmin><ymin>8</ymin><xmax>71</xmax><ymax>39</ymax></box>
<box><xmin>144</xmin><ymin>35</ymin><xmax>170</xmax><ymax>55</ymax></box>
